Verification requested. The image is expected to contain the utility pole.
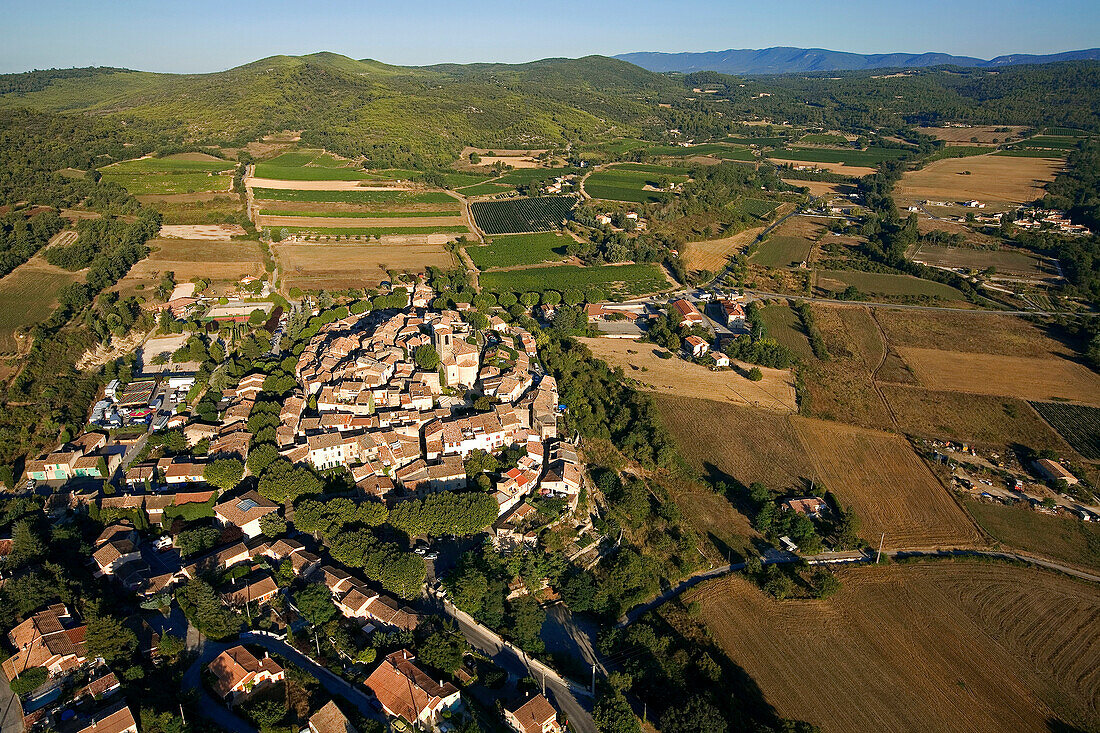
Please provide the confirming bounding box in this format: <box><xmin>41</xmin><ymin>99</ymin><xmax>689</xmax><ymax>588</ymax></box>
<box><xmin>590</xmin><ymin>663</ymin><xmax>596</xmax><ymax>695</ymax></box>
<box><xmin>179</xmin><ymin>703</ymin><xmax>186</xmax><ymax>724</ymax></box>
<box><xmin>876</xmin><ymin>532</ymin><xmax>885</xmax><ymax>564</ymax></box>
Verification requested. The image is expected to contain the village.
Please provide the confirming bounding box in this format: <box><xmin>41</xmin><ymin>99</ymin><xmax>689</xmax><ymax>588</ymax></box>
<box><xmin>1</xmin><ymin>279</ymin><xmax>591</xmax><ymax>733</ymax></box>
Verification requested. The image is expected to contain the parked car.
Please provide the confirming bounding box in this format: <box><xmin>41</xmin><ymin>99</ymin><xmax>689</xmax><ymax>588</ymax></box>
<box><xmin>153</xmin><ymin>536</ymin><xmax>173</xmax><ymax>551</ymax></box>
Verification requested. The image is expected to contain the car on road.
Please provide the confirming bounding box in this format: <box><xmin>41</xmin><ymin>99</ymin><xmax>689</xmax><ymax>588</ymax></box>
<box><xmin>423</xmin><ymin>551</ymin><xmax>439</xmax><ymax>560</ymax></box>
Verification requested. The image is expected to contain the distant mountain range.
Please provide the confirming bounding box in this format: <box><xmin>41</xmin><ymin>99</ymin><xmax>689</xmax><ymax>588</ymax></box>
<box><xmin>614</xmin><ymin>47</ymin><xmax>1100</xmax><ymax>75</ymax></box>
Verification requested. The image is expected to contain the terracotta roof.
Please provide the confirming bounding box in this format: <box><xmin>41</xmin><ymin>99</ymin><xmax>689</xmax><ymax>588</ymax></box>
<box><xmin>507</xmin><ymin>695</ymin><xmax>558</xmax><ymax>733</ymax></box>
<box><xmin>209</xmin><ymin>645</ymin><xmax>284</xmax><ymax>698</ymax></box>
<box><xmin>364</xmin><ymin>650</ymin><xmax>458</xmax><ymax>723</ymax></box>
<box><xmin>214</xmin><ymin>490</ymin><xmax>279</xmax><ymax>527</ymax></box>
<box><xmin>76</xmin><ymin>704</ymin><xmax>138</xmax><ymax>733</ymax></box>
<box><xmin>82</xmin><ymin>670</ymin><xmax>120</xmax><ymax>699</ymax></box>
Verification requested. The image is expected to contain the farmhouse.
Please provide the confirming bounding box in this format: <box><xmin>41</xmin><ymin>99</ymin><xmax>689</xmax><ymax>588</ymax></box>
<box><xmin>504</xmin><ymin>694</ymin><xmax>562</xmax><ymax>733</ymax></box>
<box><xmin>781</xmin><ymin>496</ymin><xmax>828</xmax><ymax>517</ymax></box>
<box><xmin>364</xmin><ymin>650</ymin><xmax>462</xmax><ymax>726</ymax></box>
<box><xmin>684</xmin><ymin>335</ymin><xmax>710</xmax><ymax>358</ymax></box>
<box><xmin>208</xmin><ymin>645</ymin><xmax>285</xmax><ymax>701</ymax></box>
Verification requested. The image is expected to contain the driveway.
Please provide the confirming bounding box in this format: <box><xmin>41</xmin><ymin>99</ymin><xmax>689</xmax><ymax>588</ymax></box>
<box><xmin>0</xmin><ymin>670</ymin><xmax>24</xmax><ymax>733</ymax></box>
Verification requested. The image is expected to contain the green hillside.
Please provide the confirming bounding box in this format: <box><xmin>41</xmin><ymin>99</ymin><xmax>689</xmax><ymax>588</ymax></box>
<box><xmin>0</xmin><ymin>53</ymin><xmax>675</xmax><ymax>168</ymax></box>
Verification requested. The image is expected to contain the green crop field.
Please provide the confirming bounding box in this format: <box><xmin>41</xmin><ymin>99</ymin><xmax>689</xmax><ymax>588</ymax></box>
<box><xmin>799</xmin><ymin>133</ymin><xmax>848</xmax><ymax>145</ymax></box>
<box><xmin>458</xmin><ymin>182</ymin><xmax>513</xmax><ymax>196</ymax></box>
<box><xmin>1029</xmin><ymin>402</ymin><xmax>1100</xmax><ymax>460</ymax></box>
<box><xmin>751</xmin><ymin>235</ymin><xmax>813</xmax><ymax>267</ymax></box>
<box><xmin>758</xmin><ymin>304</ymin><xmax>816</xmax><ymax>361</ymax></box>
<box><xmin>1043</xmin><ymin>127</ymin><xmax>1092</xmax><ymax>137</ymax></box>
<box><xmin>643</xmin><ymin>143</ymin><xmax>750</xmax><ymax>158</ymax></box>
<box><xmin>727</xmin><ymin>136</ymin><xmax>786</xmax><ymax>147</ymax></box>
<box><xmin>1018</xmin><ymin>135</ymin><xmax>1080</xmax><ymax>150</ymax></box>
<box><xmin>925</xmin><ymin>146</ymin><xmax>994</xmax><ymax>162</ymax></box>
<box><xmin>254</xmin><ymin>149</ymin><xmax>372</xmax><ymax>180</ymax></box>
<box><xmin>103</xmin><ymin>155</ymin><xmax>235</xmax><ymax>174</ymax></box>
<box><xmin>494</xmin><ymin>167</ymin><xmax>574</xmax><ymax>185</ymax></box>
<box><xmin>471</xmin><ymin>196</ymin><xmax>576</xmax><ymax>235</ymax></box>
<box><xmin>768</xmin><ymin>147</ymin><xmax>910</xmax><ymax>165</ymax></box>
<box><xmin>99</xmin><ymin>171</ymin><xmax>232</xmax><ymax>195</ymax></box>
<box><xmin>466</xmin><ymin>232</ymin><xmax>571</xmax><ymax>270</ymax></box>
<box><xmin>479</xmin><ymin>263</ymin><xmax>667</xmax><ymax>296</ymax></box>
<box><xmin>965</xmin><ymin>499</ymin><xmax>1100</xmax><ymax>573</ymax></box>
<box><xmin>259</xmin><ymin>209</ymin><xmax>459</xmax><ymax>218</ymax></box>
<box><xmin>817</xmin><ymin>269</ymin><xmax>965</xmax><ymax>299</ymax></box>
<box><xmin>272</xmin><ymin>225</ymin><xmax>468</xmax><ymax>236</ymax></box>
<box><xmin>251</xmin><ymin>188</ymin><xmax>455</xmax><ymax>204</ymax></box>
<box><xmin>586</xmin><ymin>165</ymin><xmax>690</xmax><ymax>204</ymax></box>
<box><xmin>610</xmin><ymin>163</ymin><xmax>691</xmax><ymax>175</ymax></box>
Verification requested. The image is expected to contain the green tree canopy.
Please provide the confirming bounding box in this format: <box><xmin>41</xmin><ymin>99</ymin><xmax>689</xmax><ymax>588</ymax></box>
<box><xmin>204</xmin><ymin>458</ymin><xmax>244</xmax><ymax>491</ymax></box>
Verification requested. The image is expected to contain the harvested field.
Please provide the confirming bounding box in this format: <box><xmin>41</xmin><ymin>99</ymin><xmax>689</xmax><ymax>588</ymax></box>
<box><xmin>765</xmin><ymin>158</ymin><xmax>877</xmax><ymax>176</ymax></box>
<box><xmin>0</xmin><ymin>253</ymin><xmax>84</xmax><ymax>354</ymax></box>
<box><xmin>897</xmin><ymin>348</ymin><xmax>1100</xmax><ymax>405</ymax></box>
<box><xmin>917</xmin><ymin>125</ymin><xmax>1028</xmax><ymax>143</ymax></box>
<box><xmin>691</xmin><ymin>562</ymin><xmax>1100</xmax><ymax>733</ymax></box>
<box><xmin>114</xmin><ymin>239</ymin><xmax>266</xmax><ymax>298</ymax></box>
<box><xmin>792</xmin><ymin>418</ymin><xmax>982</xmax><ymax>547</ymax></box>
<box><xmin>882</xmin><ymin>385</ymin><xmax>1072</xmax><ymax>451</ymax></box>
<box><xmin>657</xmin><ymin>395</ymin><xmax>813</xmax><ymax>493</ymax></box>
<box><xmin>964</xmin><ymin>499</ymin><xmax>1100</xmax><ymax>573</ymax></box>
<box><xmin>781</xmin><ymin>179</ymin><xmax>857</xmax><ymax>196</ymax></box>
<box><xmin>895</xmin><ymin>155</ymin><xmax>1062</xmax><ymax>210</ymax></box>
<box><xmin>909</xmin><ymin>243</ymin><xmax>1049</xmax><ymax>276</ymax></box>
<box><xmin>579</xmin><ymin>338</ymin><xmax>797</xmax><ymax>412</ymax></box>
<box><xmin>274</xmin><ymin>242</ymin><xmax>454</xmax><ymax>290</ymax></box>
<box><xmin>159</xmin><ymin>224</ymin><xmax>247</xmax><ymax>239</ymax></box>
<box><xmin>682</xmin><ymin>226</ymin><xmax>763</xmax><ymax>273</ymax></box>
<box><xmin>874</xmin><ymin>309</ymin><xmax>1072</xmax><ymax>358</ymax></box>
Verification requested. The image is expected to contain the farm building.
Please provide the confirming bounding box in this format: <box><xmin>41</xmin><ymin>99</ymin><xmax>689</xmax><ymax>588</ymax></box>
<box><xmin>781</xmin><ymin>497</ymin><xmax>828</xmax><ymax>518</ymax></box>
<box><xmin>1033</xmin><ymin>458</ymin><xmax>1079</xmax><ymax>486</ymax></box>
<box><xmin>671</xmin><ymin>299</ymin><xmax>704</xmax><ymax>326</ymax></box>
<box><xmin>684</xmin><ymin>335</ymin><xmax>709</xmax><ymax>358</ymax></box>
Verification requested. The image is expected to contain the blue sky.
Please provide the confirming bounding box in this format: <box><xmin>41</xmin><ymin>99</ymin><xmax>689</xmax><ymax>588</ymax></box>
<box><xmin>2</xmin><ymin>0</ymin><xmax>1098</xmax><ymax>74</ymax></box>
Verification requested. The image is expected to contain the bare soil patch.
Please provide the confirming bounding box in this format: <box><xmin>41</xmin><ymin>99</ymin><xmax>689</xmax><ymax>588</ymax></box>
<box><xmin>579</xmin><ymin>338</ymin><xmax>797</xmax><ymax>411</ymax></box>
<box><xmin>896</xmin><ymin>155</ymin><xmax>1062</xmax><ymax>210</ymax></box>
<box><xmin>691</xmin><ymin>562</ymin><xmax>1100</xmax><ymax>733</ymax></box>
<box><xmin>792</xmin><ymin>417</ymin><xmax>983</xmax><ymax>547</ymax></box>
<box><xmin>274</xmin><ymin>242</ymin><xmax>455</xmax><ymax>290</ymax></box>
<box><xmin>159</xmin><ymin>224</ymin><xmax>247</xmax><ymax>239</ymax></box>
<box><xmin>782</xmin><ymin>179</ymin><xmax>857</xmax><ymax>196</ymax></box>
<box><xmin>113</xmin><ymin>239</ymin><xmax>266</xmax><ymax>299</ymax></box>
<box><xmin>765</xmin><ymin>158</ymin><xmax>877</xmax><ymax>176</ymax></box>
<box><xmin>246</xmin><ymin>177</ymin><xmax>413</xmax><ymax>191</ymax></box>
<box><xmin>258</xmin><ymin>215</ymin><xmax>465</xmax><ymax>229</ymax></box>
<box><xmin>897</xmin><ymin>348</ymin><xmax>1100</xmax><ymax>405</ymax></box>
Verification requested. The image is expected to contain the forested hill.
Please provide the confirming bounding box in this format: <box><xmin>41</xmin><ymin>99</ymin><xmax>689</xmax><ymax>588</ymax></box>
<box><xmin>616</xmin><ymin>46</ymin><xmax>1100</xmax><ymax>75</ymax></box>
<box><xmin>0</xmin><ymin>53</ymin><xmax>677</xmax><ymax>168</ymax></box>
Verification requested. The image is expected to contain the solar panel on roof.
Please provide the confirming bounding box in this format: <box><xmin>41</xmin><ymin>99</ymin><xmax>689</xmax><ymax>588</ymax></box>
<box><xmin>237</xmin><ymin>498</ymin><xmax>258</xmax><ymax>512</ymax></box>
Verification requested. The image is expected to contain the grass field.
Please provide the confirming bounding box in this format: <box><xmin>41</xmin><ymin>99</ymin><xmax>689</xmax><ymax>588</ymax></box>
<box><xmin>0</xmin><ymin>254</ymin><xmax>84</xmax><ymax>354</ymax></box>
<box><xmin>994</xmin><ymin>148</ymin><xmax>1068</xmax><ymax>158</ymax></box>
<box><xmin>99</xmin><ymin>171</ymin><xmax>232</xmax><ymax>195</ymax></box>
<box><xmin>691</xmin><ymin>563</ymin><xmax>1100</xmax><ymax>732</ymax></box>
<box><xmin>895</xmin><ymin>155</ymin><xmax>1062</xmax><ymax>209</ymax></box>
<box><xmin>479</xmin><ymin>264</ymin><xmax>666</xmax><ymax>297</ymax></box>
<box><xmin>1029</xmin><ymin>402</ymin><xmax>1100</xmax><ymax>460</ymax></box>
<box><xmin>917</xmin><ymin>125</ymin><xmax>1028</xmax><ymax>143</ymax></box>
<box><xmin>254</xmin><ymin>150</ymin><xmax>371</xmax><ymax>180</ymax></box>
<box><xmin>752</xmin><ymin>236</ymin><xmax>814</xmax><ymax>268</ymax></box>
<box><xmin>251</xmin><ymin>188</ymin><xmax>455</xmax><ymax>204</ymax></box>
<box><xmin>801</xmin><ymin>305</ymin><xmax>894</xmax><ymax>430</ymax></box>
<box><xmin>727</xmin><ymin>136</ymin><xmax>786</xmax><ymax>147</ymax></box>
<box><xmin>641</xmin><ymin>143</ymin><xmax>752</xmax><ymax>159</ymax></box>
<box><xmin>657</xmin><ymin>395</ymin><xmax>812</xmax><ymax>492</ymax></box>
<box><xmin>798</xmin><ymin>133</ymin><xmax>849</xmax><ymax>145</ymax></box>
<box><xmin>758</xmin><ymin>303</ymin><xmax>816</xmax><ymax>361</ymax></box>
<box><xmin>874</xmin><ymin>309</ymin><xmax>1073</xmax><ymax>358</ymax></box>
<box><xmin>965</xmin><ymin>500</ymin><xmax>1100</xmax><ymax>573</ymax></box>
<box><xmin>457</xmin><ymin>182</ymin><xmax>513</xmax><ymax>196</ymax></box>
<box><xmin>143</xmin><ymin>194</ymin><xmax>243</xmax><ymax>225</ymax></box>
<box><xmin>585</xmin><ymin>165</ymin><xmax>690</xmax><ymax>204</ymax></box>
<box><xmin>816</xmin><ymin>269</ymin><xmax>966</xmax><ymax>300</ymax></box>
<box><xmin>274</xmin><ymin>242</ymin><xmax>454</xmax><ymax>290</ymax></box>
<box><xmin>898</xmin><ymin>348</ymin><xmax>1100</xmax><ymax>405</ymax></box>
<box><xmin>768</xmin><ymin>146</ymin><xmax>909</xmax><ymax>166</ymax></box>
<box><xmin>909</xmin><ymin>244</ymin><xmax>1047</xmax><ymax>276</ymax></box>
<box><xmin>793</xmin><ymin>418</ymin><xmax>983</xmax><ymax>547</ymax></box>
<box><xmin>103</xmin><ymin>153</ymin><xmax>235</xmax><ymax>174</ymax></box>
<box><xmin>883</xmin><ymin>386</ymin><xmax>1072</xmax><ymax>451</ymax></box>
<box><xmin>493</xmin><ymin>167</ymin><xmax>574</xmax><ymax>185</ymax></box>
<box><xmin>466</xmin><ymin>232</ymin><xmax>570</xmax><ymax>270</ymax></box>
<box><xmin>581</xmin><ymin>339</ymin><xmax>797</xmax><ymax>411</ymax></box>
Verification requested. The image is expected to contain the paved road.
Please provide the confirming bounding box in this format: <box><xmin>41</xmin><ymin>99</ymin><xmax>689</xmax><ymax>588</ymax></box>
<box><xmin>0</xmin><ymin>669</ymin><xmax>24</xmax><ymax>733</ymax></box>
<box><xmin>435</xmin><ymin>598</ymin><xmax>597</xmax><ymax>733</ymax></box>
